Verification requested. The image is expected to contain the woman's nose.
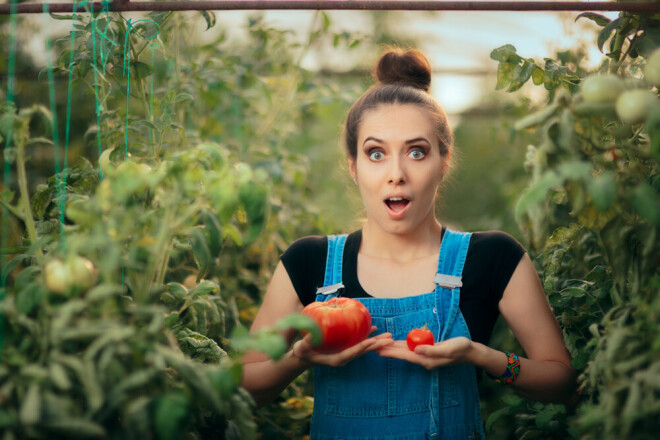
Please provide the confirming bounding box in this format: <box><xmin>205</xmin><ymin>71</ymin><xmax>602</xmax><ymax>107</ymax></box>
<box><xmin>387</xmin><ymin>158</ymin><xmax>406</xmax><ymax>184</ymax></box>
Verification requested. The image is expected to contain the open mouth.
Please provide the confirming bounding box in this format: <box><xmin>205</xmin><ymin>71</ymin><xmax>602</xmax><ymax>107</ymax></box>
<box><xmin>385</xmin><ymin>197</ymin><xmax>410</xmax><ymax>213</ymax></box>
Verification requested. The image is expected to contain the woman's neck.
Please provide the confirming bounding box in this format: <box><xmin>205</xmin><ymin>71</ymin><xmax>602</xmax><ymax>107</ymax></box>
<box><xmin>360</xmin><ymin>218</ymin><xmax>443</xmax><ymax>263</ymax></box>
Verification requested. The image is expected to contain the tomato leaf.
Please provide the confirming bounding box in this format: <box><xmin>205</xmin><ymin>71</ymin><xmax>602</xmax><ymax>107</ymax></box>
<box><xmin>587</xmin><ymin>171</ymin><xmax>617</xmax><ymax>212</ymax></box>
<box><xmin>490</xmin><ymin>44</ymin><xmax>521</xmax><ymax>63</ymax></box>
<box><xmin>645</xmin><ymin>104</ymin><xmax>660</xmax><ymax>161</ymax></box>
<box><xmin>191</xmin><ymin>228</ymin><xmax>211</xmax><ymax>280</ymax></box>
<box><xmin>154</xmin><ymin>393</ymin><xmax>189</xmax><ymax>440</ymax></box>
<box><xmin>576</xmin><ymin>12</ymin><xmax>612</xmax><ymax>27</ymax></box>
<box><xmin>631</xmin><ymin>183</ymin><xmax>660</xmax><ymax>226</ymax></box>
<box><xmin>200</xmin><ymin>11</ymin><xmax>216</xmax><ymax>30</ymax></box>
<box><xmin>275</xmin><ymin>313</ymin><xmax>322</xmax><ymax>346</ymax></box>
<box><xmin>597</xmin><ymin>18</ymin><xmax>621</xmax><ymax>53</ymax></box>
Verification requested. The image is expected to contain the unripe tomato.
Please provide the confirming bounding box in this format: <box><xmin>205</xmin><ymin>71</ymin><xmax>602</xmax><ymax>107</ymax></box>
<box><xmin>615</xmin><ymin>89</ymin><xmax>657</xmax><ymax>124</ymax></box>
<box><xmin>44</xmin><ymin>255</ymin><xmax>97</xmax><ymax>295</ymax></box>
<box><xmin>301</xmin><ymin>297</ymin><xmax>372</xmax><ymax>353</ymax></box>
<box><xmin>644</xmin><ymin>48</ymin><xmax>660</xmax><ymax>87</ymax></box>
<box><xmin>44</xmin><ymin>259</ymin><xmax>70</xmax><ymax>295</ymax></box>
<box><xmin>66</xmin><ymin>255</ymin><xmax>98</xmax><ymax>291</ymax></box>
<box><xmin>99</xmin><ymin>148</ymin><xmax>115</xmax><ymax>172</ymax></box>
<box><xmin>406</xmin><ymin>325</ymin><xmax>435</xmax><ymax>351</ymax></box>
<box><xmin>581</xmin><ymin>74</ymin><xmax>624</xmax><ymax>103</ymax></box>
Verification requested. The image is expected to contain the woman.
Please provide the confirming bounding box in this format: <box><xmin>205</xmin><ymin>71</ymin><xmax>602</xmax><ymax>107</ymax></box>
<box><xmin>241</xmin><ymin>47</ymin><xmax>576</xmax><ymax>439</ymax></box>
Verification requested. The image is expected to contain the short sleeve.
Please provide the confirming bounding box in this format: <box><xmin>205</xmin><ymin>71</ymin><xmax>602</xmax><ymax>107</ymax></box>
<box><xmin>280</xmin><ymin>236</ymin><xmax>328</xmax><ymax>305</ymax></box>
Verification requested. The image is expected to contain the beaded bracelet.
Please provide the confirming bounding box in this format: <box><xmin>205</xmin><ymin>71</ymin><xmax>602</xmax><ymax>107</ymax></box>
<box><xmin>492</xmin><ymin>351</ymin><xmax>520</xmax><ymax>385</ymax></box>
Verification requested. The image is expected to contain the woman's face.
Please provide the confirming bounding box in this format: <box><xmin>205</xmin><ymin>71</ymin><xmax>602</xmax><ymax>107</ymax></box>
<box><xmin>349</xmin><ymin>103</ymin><xmax>447</xmax><ymax>236</ymax></box>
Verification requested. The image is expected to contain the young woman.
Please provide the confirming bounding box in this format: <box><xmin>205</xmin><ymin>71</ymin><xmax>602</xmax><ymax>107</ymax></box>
<box><xmin>241</xmin><ymin>47</ymin><xmax>577</xmax><ymax>439</ymax></box>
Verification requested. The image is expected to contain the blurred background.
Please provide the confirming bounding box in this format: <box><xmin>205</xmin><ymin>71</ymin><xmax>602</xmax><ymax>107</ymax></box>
<box><xmin>2</xmin><ymin>7</ymin><xmax>612</xmax><ymax>238</ymax></box>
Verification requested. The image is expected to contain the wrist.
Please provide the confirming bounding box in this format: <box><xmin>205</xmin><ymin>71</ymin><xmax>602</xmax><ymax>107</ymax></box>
<box><xmin>288</xmin><ymin>343</ymin><xmax>313</xmax><ymax>370</ymax></box>
<box><xmin>471</xmin><ymin>343</ymin><xmax>509</xmax><ymax>377</ymax></box>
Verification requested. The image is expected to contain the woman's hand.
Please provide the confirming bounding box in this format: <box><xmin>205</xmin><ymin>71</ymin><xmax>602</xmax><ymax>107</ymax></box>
<box><xmin>292</xmin><ymin>326</ymin><xmax>394</xmax><ymax>368</ymax></box>
<box><xmin>376</xmin><ymin>336</ymin><xmax>474</xmax><ymax>370</ymax></box>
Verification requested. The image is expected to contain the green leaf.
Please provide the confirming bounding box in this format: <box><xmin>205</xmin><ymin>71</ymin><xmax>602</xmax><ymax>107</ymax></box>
<box><xmin>191</xmin><ymin>228</ymin><xmax>212</xmax><ymax>279</ymax></box>
<box><xmin>558</xmin><ymin>160</ymin><xmax>591</xmax><ymax>181</ymax></box>
<box><xmin>485</xmin><ymin>406</ymin><xmax>511</xmax><ymax>432</ymax></box>
<box><xmin>531</xmin><ymin>65</ymin><xmax>545</xmax><ymax>85</ymax></box>
<box><xmin>201</xmin><ymin>210</ymin><xmax>223</xmax><ymax>256</ymax></box>
<box><xmin>207</xmin><ymin>362</ymin><xmax>242</xmax><ymax>398</ymax></box>
<box><xmin>321</xmin><ymin>11</ymin><xmax>331</xmax><ymax>30</ymax></box>
<box><xmin>42</xmin><ymin>418</ymin><xmax>106</xmax><ymax>438</ymax></box>
<box><xmin>189</xmin><ymin>279</ymin><xmax>219</xmax><ymax>296</ymax></box>
<box><xmin>632</xmin><ymin>183</ymin><xmax>660</xmax><ymax>226</ymax></box>
<box><xmin>239</xmin><ymin>183</ymin><xmax>269</xmax><ymax>243</ymax></box>
<box><xmin>254</xmin><ymin>332</ymin><xmax>288</xmax><ymax>360</ymax></box>
<box><xmin>490</xmin><ymin>44</ymin><xmax>521</xmax><ymax>63</ymax></box>
<box><xmin>515</xmin><ymin>171</ymin><xmax>563</xmax><ymax>220</ymax></box>
<box><xmin>1</xmin><ymin>254</ymin><xmax>29</xmax><ymax>281</ymax></box>
<box><xmin>645</xmin><ymin>104</ymin><xmax>660</xmax><ymax>161</ymax></box>
<box><xmin>588</xmin><ymin>171</ymin><xmax>617</xmax><ymax>211</ymax></box>
<box><xmin>275</xmin><ymin>313</ymin><xmax>322</xmax><ymax>346</ymax></box>
<box><xmin>165</xmin><ymin>282</ymin><xmax>188</xmax><ymax>302</ymax></box>
<box><xmin>19</xmin><ymin>383</ymin><xmax>41</xmax><ymax>425</ymax></box>
<box><xmin>154</xmin><ymin>393</ymin><xmax>189</xmax><ymax>440</ymax></box>
<box><xmin>178</xmin><ymin>329</ymin><xmax>226</xmax><ymax>363</ymax></box>
<box><xmin>514</xmin><ymin>103</ymin><xmax>559</xmax><ymax>130</ymax></box>
<box><xmin>200</xmin><ymin>11</ymin><xmax>216</xmax><ymax>30</ymax></box>
<box><xmin>495</xmin><ymin>62</ymin><xmax>514</xmax><ymax>91</ymax></box>
<box><xmin>597</xmin><ymin>18</ymin><xmax>621</xmax><ymax>53</ymax></box>
<box><xmin>576</xmin><ymin>12</ymin><xmax>612</xmax><ymax>27</ymax></box>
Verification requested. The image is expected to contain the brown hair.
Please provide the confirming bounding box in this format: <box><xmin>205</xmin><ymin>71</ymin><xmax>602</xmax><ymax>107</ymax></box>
<box><xmin>344</xmin><ymin>47</ymin><xmax>453</xmax><ymax>163</ymax></box>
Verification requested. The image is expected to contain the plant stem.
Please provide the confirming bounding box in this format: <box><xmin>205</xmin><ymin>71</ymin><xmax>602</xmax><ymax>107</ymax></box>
<box><xmin>15</xmin><ymin>137</ymin><xmax>41</xmax><ymax>257</ymax></box>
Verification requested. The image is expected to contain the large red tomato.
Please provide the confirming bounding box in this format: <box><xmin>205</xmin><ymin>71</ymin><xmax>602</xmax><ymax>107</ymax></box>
<box><xmin>301</xmin><ymin>297</ymin><xmax>372</xmax><ymax>353</ymax></box>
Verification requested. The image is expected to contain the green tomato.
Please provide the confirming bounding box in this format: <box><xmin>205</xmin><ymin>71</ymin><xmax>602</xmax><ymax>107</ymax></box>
<box><xmin>615</xmin><ymin>89</ymin><xmax>657</xmax><ymax>124</ymax></box>
<box><xmin>99</xmin><ymin>148</ymin><xmax>115</xmax><ymax>172</ymax></box>
<box><xmin>581</xmin><ymin>74</ymin><xmax>624</xmax><ymax>103</ymax></box>
<box><xmin>644</xmin><ymin>48</ymin><xmax>660</xmax><ymax>87</ymax></box>
<box><xmin>44</xmin><ymin>259</ymin><xmax>70</xmax><ymax>294</ymax></box>
<box><xmin>67</xmin><ymin>255</ymin><xmax>97</xmax><ymax>291</ymax></box>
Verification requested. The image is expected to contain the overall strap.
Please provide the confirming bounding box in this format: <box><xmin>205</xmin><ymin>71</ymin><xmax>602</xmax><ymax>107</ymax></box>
<box><xmin>435</xmin><ymin>229</ymin><xmax>472</xmax><ymax>341</ymax></box>
<box><xmin>315</xmin><ymin>234</ymin><xmax>347</xmax><ymax>300</ymax></box>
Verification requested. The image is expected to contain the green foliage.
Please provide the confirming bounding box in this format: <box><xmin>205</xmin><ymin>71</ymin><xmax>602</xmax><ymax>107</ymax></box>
<box><xmin>0</xmin><ymin>9</ymin><xmax>355</xmax><ymax>439</ymax></box>
<box><xmin>490</xmin><ymin>9</ymin><xmax>660</xmax><ymax>440</ymax></box>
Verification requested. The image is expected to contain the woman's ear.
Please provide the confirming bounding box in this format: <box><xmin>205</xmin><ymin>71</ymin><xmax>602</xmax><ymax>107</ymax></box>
<box><xmin>348</xmin><ymin>158</ymin><xmax>357</xmax><ymax>182</ymax></box>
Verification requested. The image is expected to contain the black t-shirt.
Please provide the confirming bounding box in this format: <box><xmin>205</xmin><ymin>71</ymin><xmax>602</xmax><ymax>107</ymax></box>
<box><xmin>280</xmin><ymin>228</ymin><xmax>526</xmax><ymax>347</ymax></box>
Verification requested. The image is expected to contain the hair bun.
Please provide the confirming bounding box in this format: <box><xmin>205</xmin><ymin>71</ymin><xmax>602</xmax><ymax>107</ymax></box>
<box><xmin>373</xmin><ymin>48</ymin><xmax>432</xmax><ymax>92</ymax></box>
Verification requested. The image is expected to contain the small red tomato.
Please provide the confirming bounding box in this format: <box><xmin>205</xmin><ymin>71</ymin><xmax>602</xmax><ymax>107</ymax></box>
<box><xmin>301</xmin><ymin>297</ymin><xmax>372</xmax><ymax>353</ymax></box>
<box><xmin>406</xmin><ymin>325</ymin><xmax>435</xmax><ymax>351</ymax></box>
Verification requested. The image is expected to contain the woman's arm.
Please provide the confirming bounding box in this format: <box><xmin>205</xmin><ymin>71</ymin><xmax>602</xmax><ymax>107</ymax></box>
<box><xmin>240</xmin><ymin>261</ymin><xmax>310</xmax><ymax>406</ymax></box>
<box><xmin>241</xmin><ymin>261</ymin><xmax>394</xmax><ymax>407</ymax></box>
<box><xmin>489</xmin><ymin>253</ymin><xmax>578</xmax><ymax>403</ymax></box>
<box><xmin>377</xmin><ymin>254</ymin><xmax>577</xmax><ymax>404</ymax></box>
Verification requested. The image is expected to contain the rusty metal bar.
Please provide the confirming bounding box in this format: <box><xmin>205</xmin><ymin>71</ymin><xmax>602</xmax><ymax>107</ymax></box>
<box><xmin>1</xmin><ymin>1</ymin><xmax>659</xmax><ymax>15</ymax></box>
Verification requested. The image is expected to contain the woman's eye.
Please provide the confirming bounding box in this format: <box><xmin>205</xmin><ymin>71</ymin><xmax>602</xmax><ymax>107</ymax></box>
<box><xmin>409</xmin><ymin>149</ymin><xmax>425</xmax><ymax>160</ymax></box>
<box><xmin>369</xmin><ymin>151</ymin><xmax>385</xmax><ymax>161</ymax></box>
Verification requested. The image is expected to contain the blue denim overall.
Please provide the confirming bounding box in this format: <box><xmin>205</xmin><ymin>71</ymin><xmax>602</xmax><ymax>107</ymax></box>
<box><xmin>310</xmin><ymin>230</ymin><xmax>485</xmax><ymax>440</ymax></box>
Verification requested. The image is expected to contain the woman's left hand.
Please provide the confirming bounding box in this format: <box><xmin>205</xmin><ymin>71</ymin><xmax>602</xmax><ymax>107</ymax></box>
<box><xmin>376</xmin><ymin>336</ymin><xmax>474</xmax><ymax>370</ymax></box>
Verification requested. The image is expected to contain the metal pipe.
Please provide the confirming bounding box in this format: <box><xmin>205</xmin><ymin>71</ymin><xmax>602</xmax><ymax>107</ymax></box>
<box><xmin>1</xmin><ymin>1</ymin><xmax>659</xmax><ymax>15</ymax></box>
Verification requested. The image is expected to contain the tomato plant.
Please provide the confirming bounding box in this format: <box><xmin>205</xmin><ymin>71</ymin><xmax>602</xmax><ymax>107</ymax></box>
<box><xmin>0</xmin><ymin>9</ymin><xmax>363</xmax><ymax>440</ymax></box>
<box><xmin>301</xmin><ymin>297</ymin><xmax>372</xmax><ymax>353</ymax></box>
<box><xmin>490</xmin><ymin>9</ymin><xmax>660</xmax><ymax>440</ymax></box>
<box><xmin>406</xmin><ymin>325</ymin><xmax>435</xmax><ymax>351</ymax></box>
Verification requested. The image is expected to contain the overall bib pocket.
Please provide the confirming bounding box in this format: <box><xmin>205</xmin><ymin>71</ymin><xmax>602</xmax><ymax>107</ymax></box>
<box><xmin>323</xmin><ymin>310</ymin><xmax>458</xmax><ymax>418</ymax></box>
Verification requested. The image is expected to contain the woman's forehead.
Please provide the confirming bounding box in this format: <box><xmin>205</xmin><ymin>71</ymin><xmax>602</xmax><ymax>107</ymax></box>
<box><xmin>358</xmin><ymin>104</ymin><xmax>435</xmax><ymax>142</ymax></box>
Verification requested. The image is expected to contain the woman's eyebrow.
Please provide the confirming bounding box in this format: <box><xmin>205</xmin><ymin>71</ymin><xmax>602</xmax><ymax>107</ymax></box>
<box><xmin>362</xmin><ymin>136</ymin><xmax>383</xmax><ymax>145</ymax></box>
<box><xmin>405</xmin><ymin>137</ymin><xmax>430</xmax><ymax>145</ymax></box>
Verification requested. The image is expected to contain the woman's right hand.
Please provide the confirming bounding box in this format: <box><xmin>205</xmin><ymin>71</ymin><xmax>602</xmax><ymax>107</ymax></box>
<box><xmin>291</xmin><ymin>326</ymin><xmax>394</xmax><ymax>368</ymax></box>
